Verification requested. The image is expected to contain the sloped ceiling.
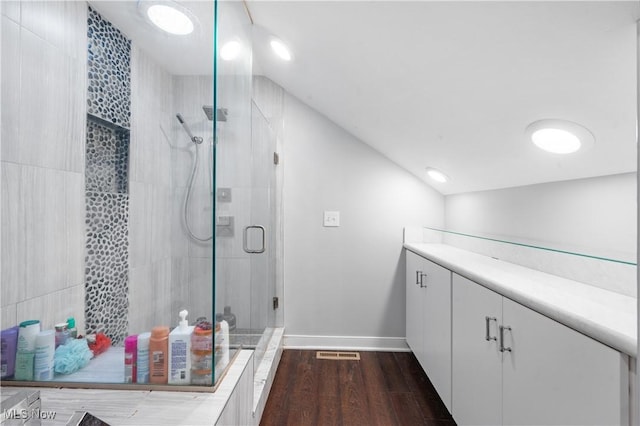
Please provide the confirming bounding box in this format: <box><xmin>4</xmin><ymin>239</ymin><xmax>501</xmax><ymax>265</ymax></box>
<box><xmin>93</xmin><ymin>1</ymin><xmax>639</xmax><ymax>195</ymax></box>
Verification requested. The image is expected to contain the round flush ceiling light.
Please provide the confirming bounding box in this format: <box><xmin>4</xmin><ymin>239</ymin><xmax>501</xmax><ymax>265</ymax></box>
<box><xmin>143</xmin><ymin>2</ymin><xmax>195</xmax><ymax>35</ymax></box>
<box><xmin>526</xmin><ymin>119</ymin><xmax>594</xmax><ymax>154</ymax></box>
<box><xmin>220</xmin><ymin>40</ymin><xmax>242</xmax><ymax>61</ymax></box>
<box><xmin>426</xmin><ymin>168</ymin><xmax>449</xmax><ymax>183</ymax></box>
<box><xmin>270</xmin><ymin>38</ymin><xmax>292</xmax><ymax>61</ymax></box>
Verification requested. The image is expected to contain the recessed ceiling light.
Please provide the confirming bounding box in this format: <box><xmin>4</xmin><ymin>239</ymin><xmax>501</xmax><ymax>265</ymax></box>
<box><xmin>220</xmin><ymin>40</ymin><xmax>242</xmax><ymax>61</ymax></box>
<box><xmin>141</xmin><ymin>2</ymin><xmax>195</xmax><ymax>35</ymax></box>
<box><xmin>426</xmin><ymin>168</ymin><xmax>448</xmax><ymax>183</ymax></box>
<box><xmin>270</xmin><ymin>39</ymin><xmax>292</xmax><ymax>61</ymax></box>
<box><xmin>531</xmin><ymin>128</ymin><xmax>580</xmax><ymax>154</ymax></box>
<box><xmin>525</xmin><ymin>119</ymin><xmax>594</xmax><ymax>154</ymax></box>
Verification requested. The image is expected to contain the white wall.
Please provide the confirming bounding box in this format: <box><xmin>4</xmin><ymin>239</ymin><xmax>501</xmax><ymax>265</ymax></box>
<box><xmin>444</xmin><ymin>173</ymin><xmax>637</xmax><ymax>296</ymax></box>
<box><xmin>282</xmin><ymin>93</ymin><xmax>444</xmax><ymax>350</ymax></box>
<box><xmin>446</xmin><ymin>173</ymin><xmax>636</xmax><ymax>259</ymax></box>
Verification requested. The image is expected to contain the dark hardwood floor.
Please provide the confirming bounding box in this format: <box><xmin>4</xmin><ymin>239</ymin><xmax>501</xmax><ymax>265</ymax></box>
<box><xmin>260</xmin><ymin>350</ymin><xmax>457</xmax><ymax>426</ymax></box>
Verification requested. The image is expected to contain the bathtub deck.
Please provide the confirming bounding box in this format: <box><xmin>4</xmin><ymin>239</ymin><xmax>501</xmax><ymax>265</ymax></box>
<box><xmin>0</xmin><ymin>350</ymin><xmax>253</xmax><ymax>425</ymax></box>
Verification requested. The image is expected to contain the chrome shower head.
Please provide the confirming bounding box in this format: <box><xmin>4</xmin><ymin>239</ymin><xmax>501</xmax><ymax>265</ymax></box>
<box><xmin>203</xmin><ymin>105</ymin><xmax>228</xmax><ymax>122</ymax></box>
<box><xmin>202</xmin><ymin>105</ymin><xmax>214</xmax><ymax>121</ymax></box>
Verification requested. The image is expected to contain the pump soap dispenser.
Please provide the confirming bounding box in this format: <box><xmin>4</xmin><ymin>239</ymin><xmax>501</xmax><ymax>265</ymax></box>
<box><xmin>168</xmin><ymin>310</ymin><xmax>194</xmax><ymax>385</ymax></box>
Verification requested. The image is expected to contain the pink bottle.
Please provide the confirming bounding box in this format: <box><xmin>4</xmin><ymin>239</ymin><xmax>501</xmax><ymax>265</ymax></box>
<box><xmin>124</xmin><ymin>335</ymin><xmax>137</xmax><ymax>383</ymax></box>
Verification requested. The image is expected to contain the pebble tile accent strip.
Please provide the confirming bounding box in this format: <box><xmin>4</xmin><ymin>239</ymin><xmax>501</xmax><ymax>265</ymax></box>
<box><xmin>84</xmin><ymin>8</ymin><xmax>131</xmax><ymax>346</ymax></box>
<box><xmin>87</xmin><ymin>6</ymin><xmax>131</xmax><ymax>128</ymax></box>
<box><xmin>84</xmin><ymin>192</ymin><xmax>130</xmax><ymax>346</ymax></box>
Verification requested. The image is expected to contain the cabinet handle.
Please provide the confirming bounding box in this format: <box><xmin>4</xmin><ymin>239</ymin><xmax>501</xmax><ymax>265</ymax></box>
<box><xmin>420</xmin><ymin>273</ymin><xmax>428</xmax><ymax>288</ymax></box>
<box><xmin>499</xmin><ymin>325</ymin><xmax>512</xmax><ymax>352</ymax></box>
<box><xmin>485</xmin><ymin>316</ymin><xmax>497</xmax><ymax>341</ymax></box>
<box><xmin>415</xmin><ymin>270</ymin><xmax>422</xmax><ymax>286</ymax></box>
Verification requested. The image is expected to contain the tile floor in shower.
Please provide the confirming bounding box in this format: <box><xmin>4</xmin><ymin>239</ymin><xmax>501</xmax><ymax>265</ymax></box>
<box><xmin>230</xmin><ymin>328</ymin><xmax>266</xmax><ymax>347</ymax></box>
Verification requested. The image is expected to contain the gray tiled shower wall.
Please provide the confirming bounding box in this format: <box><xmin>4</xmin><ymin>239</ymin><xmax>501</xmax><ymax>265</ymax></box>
<box><xmin>128</xmin><ymin>52</ymin><xmax>215</xmax><ymax>334</ymax></box>
<box><xmin>1</xmin><ymin>1</ymin><xmax>87</xmax><ymax>332</ymax></box>
<box><xmin>1</xmin><ymin>1</ymin><xmax>215</xmax><ymax>345</ymax></box>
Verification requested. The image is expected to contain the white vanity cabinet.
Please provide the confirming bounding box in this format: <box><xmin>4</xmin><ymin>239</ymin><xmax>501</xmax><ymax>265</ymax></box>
<box><xmin>452</xmin><ymin>273</ymin><xmax>629</xmax><ymax>426</ymax></box>
<box><xmin>450</xmin><ymin>272</ymin><xmax>502</xmax><ymax>425</ymax></box>
<box><xmin>405</xmin><ymin>250</ymin><xmax>425</xmax><ymax>364</ymax></box>
<box><xmin>405</xmin><ymin>250</ymin><xmax>452</xmax><ymax>411</ymax></box>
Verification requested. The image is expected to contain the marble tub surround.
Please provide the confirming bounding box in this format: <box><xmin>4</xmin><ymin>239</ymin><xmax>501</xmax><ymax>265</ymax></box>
<box><xmin>253</xmin><ymin>327</ymin><xmax>284</xmax><ymax>421</ymax></box>
<box><xmin>404</xmin><ymin>243</ymin><xmax>637</xmax><ymax>357</ymax></box>
<box><xmin>0</xmin><ymin>350</ymin><xmax>254</xmax><ymax>426</ymax></box>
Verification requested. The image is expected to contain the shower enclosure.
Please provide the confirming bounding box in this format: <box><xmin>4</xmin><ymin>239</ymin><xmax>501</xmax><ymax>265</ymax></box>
<box><xmin>216</xmin><ymin>0</ymin><xmax>282</xmax><ymax>377</ymax></box>
<box><xmin>0</xmin><ymin>0</ymin><xmax>281</xmax><ymax>390</ymax></box>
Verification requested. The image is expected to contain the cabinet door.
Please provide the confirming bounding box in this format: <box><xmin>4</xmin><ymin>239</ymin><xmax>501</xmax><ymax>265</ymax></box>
<box><xmin>405</xmin><ymin>251</ymin><xmax>424</xmax><ymax>359</ymax></box>
<box><xmin>502</xmin><ymin>298</ymin><xmax>629</xmax><ymax>426</ymax></box>
<box><xmin>420</xmin><ymin>257</ymin><xmax>452</xmax><ymax>411</ymax></box>
<box><xmin>452</xmin><ymin>274</ymin><xmax>502</xmax><ymax>426</ymax></box>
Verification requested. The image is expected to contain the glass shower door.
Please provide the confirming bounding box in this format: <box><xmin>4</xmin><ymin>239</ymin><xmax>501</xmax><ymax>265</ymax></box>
<box><xmin>248</xmin><ymin>100</ymin><xmax>278</xmax><ymax>365</ymax></box>
<box><xmin>215</xmin><ymin>0</ymin><xmax>280</xmax><ymax>387</ymax></box>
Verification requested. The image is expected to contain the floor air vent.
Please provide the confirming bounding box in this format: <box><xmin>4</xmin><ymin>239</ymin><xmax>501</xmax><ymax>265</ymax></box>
<box><xmin>316</xmin><ymin>351</ymin><xmax>361</xmax><ymax>360</ymax></box>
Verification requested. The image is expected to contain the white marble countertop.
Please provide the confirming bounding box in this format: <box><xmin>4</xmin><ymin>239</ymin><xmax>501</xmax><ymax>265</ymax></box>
<box><xmin>404</xmin><ymin>243</ymin><xmax>637</xmax><ymax>357</ymax></box>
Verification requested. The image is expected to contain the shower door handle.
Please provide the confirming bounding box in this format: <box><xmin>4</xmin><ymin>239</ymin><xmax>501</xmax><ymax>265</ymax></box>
<box><xmin>243</xmin><ymin>225</ymin><xmax>266</xmax><ymax>254</ymax></box>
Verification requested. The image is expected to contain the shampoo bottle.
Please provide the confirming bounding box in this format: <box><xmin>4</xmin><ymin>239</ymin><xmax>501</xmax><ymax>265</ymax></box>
<box><xmin>222</xmin><ymin>306</ymin><xmax>236</xmax><ymax>332</ymax></box>
<box><xmin>214</xmin><ymin>320</ymin><xmax>230</xmax><ymax>380</ymax></box>
<box><xmin>17</xmin><ymin>320</ymin><xmax>40</xmax><ymax>352</ymax></box>
<box><xmin>191</xmin><ymin>320</ymin><xmax>214</xmax><ymax>385</ymax></box>
<box><xmin>1</xmin><ymin>326</ymin><xmax>19</xmax><ymax>379</ymax></box>
<box><xmin>15</xmin><ymin>320</ymin><xmax>40</xmax><ymax>381</ymax></box>
<box><xmin>66</xmin><ymin>317</ymin><xmax>78</xmax><ymax>339</ymax></box>
<box><xmin>54</xmin><ymin>322</ymin><xmax>69</xmax><ymax>348</ymax></box>
<box><xmin>33</xmin><ymin>330</ymin><xmax>55</xmax><ymax>381</ymax></box>
<box><xmin>168</xmin><ymin>310</ymin><xmax>194</xmax><ymax>385</ymax></box>
<box><xmin>149</xmin><ymin>326</ymin><xmax>169</xmax><ymax>384</ymax></box>
<box><xmin>136</xmin><ymin>332</ymin><xmax>151</xmax><ymax>384</ymax></box>
<box><xmin>124</xmin><ymin>335</ymin><xmax>137</xmax><ymax>383</ymax></box>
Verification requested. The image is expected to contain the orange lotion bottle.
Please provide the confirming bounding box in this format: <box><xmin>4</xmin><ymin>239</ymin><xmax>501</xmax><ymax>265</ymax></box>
<box><xmin>149</xmin><ymin>326</ymin><xmax>169</xmax><ymax>384</ymax></box>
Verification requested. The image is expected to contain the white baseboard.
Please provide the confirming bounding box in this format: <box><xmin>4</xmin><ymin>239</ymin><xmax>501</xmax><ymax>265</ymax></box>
<box><xmin>284</xmin><ymin>334</ymin><xmax>410</xmax><ymax>352</ymax></box>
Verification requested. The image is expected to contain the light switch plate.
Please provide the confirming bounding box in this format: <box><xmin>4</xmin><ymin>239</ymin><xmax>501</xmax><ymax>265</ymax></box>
<box><xmin>323</xmin><ymin>211</ymin><xmax>340</xmax><ymax>227</ymax></box>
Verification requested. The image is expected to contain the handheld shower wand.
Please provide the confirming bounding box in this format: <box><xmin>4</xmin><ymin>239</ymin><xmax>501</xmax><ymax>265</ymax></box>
<box><xmin>175</xmin><ymin>112</ymin><xmax>212</xmax><ymax>242</ymax></box>
<box><xmin>176</xmin><ymin>114</ymin><xmax>203</xmax><ymax>144</ymax></box>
